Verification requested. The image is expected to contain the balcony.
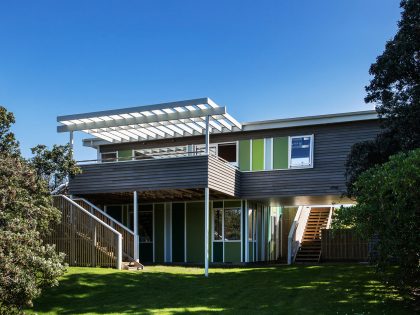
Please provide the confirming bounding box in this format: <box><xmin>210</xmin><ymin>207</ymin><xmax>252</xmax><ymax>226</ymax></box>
<box><xmin>68</xmin><ymin>153</ymin><xmax>240</xmax><ymax>200</ymax></box>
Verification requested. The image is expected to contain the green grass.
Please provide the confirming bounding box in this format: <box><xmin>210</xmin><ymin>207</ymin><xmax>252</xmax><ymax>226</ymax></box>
<box><xmin>29</xmin><ymin>264</ymin><xmax>413</xmax><ymax>315</ymax></box>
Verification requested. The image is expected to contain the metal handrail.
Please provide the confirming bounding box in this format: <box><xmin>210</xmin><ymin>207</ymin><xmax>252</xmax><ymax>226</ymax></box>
<box><xmin>72</xmin><ymin>198</ymin><xmax>134</xmax><ymax>235</ymax></box>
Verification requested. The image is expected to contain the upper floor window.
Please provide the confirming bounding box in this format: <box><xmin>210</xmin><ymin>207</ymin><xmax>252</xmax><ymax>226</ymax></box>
<box><xmin>289</xmin><ymin>135</ymin><xmax>314</xmax><ymax>168</ymax></box>
<box><xmin>101</xmin><ymin>152</ymin><xmax>117</xmax><ymax>163</ymax></box>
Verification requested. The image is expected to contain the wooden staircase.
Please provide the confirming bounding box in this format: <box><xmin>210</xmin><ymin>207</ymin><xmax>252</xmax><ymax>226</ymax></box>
<box><xmin>294</xmin><ymin>207</ymin><xmax>331</xmax><ymax>263</ymax></box>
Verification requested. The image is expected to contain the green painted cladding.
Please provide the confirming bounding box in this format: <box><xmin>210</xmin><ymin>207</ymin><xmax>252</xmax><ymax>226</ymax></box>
<box><xmin>213</xmin><ymin>242</ymin><xmax>223</xmax><ymax>262</ymax></box>
<box><xmin>154</xmin><ymin>204</ymin><xmax>165</xmax><ymax>263</ymax></box>
<box><xmin>186</xmin><ymin>202</ymin><xmax>204</xmax><ymax>263</ymax></box>
<box><xmin>224</xmin><ymin>242</ymin><xmax>241</xmax><ymax>262</ymax></box>
<box><xmin>139</xmin><ymin>243</ymin><xmax>153</xmax><ymax>262</ymax></box>
<box><xmin>273</xmin><ymin>137</ymin><xmax>288</xmax><ymax>169</ymax></box>
<box><xmin>224</xmin><ymin>200</ymin><xmax>241</xmax><ymax>208</ymax></box>
<box><xmin>239</xmin><ymin>140</ymin><xmax>251</xmax><ymax>171</ymax></box>
<box><xmin>252</xmin><ymin>139</ymin><xmax>264</xmax><ymax>171</ymax></box>
<box><xmin>172</xmin><ymin>203</ymin><xmax>185</xmax><ymax>262</ymax></box>
<box><xmin>118</xmin><ymin>150</ymin><xmax>132</xmax><ymax>161</ymax></box>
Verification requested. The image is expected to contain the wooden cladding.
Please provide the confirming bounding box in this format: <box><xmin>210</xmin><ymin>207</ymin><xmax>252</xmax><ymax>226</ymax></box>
<box><xmin>321</xmin><ymin>229</ymin><xmax>369</xmax><ymax>262</ymax></box>
<box><xmin>69</xmin><ymin>155</ymin><xmax>241</xmax><ymax>198</ymax></box>
<box><xmin>46</xmin><ymin>195</ymin><xmax>122</xmax><ymax>269</ymax></box>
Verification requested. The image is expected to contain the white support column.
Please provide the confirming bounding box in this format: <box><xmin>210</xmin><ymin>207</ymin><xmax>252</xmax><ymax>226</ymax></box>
<box><xmin>204</xmin><ymin>187</ymin><xmax>210</xmax><ymax>277</ymax></box>
<box><xmin>205</xmin><ymin>115</ymin><xmax>210</xmax><ymax>154</ymax></box>
<box><xmin>244</xmin><ymin>200</ymin><xmax>249</xmax><ymax>263</ymax></box>
<box><xmin>133</xmin><ymin>191</ymin><xmax>139</xmax><ymax>262</ymax></box>
<box><xmin>69</xmin><ymin>131</ymin><xmax>74</xmax><ymax>158</ymax></box>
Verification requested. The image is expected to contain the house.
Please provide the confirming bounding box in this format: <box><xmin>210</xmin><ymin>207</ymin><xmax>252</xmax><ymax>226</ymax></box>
<box><xmin>51</xmin><ymin>97</ymin><xmax>379</xmax><ymax>273</ymax></box>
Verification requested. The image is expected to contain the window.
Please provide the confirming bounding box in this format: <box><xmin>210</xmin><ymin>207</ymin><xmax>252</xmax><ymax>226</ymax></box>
<box><xmin>224</xmin><ymin>208</ymin><xmax>241</xmax><ymax>241</ymax></box>
<box><xmin>213</xmin><ymin>208</ymin><xmax>223</xmax><ymax>241</ymax></box>
<box><xmin>218</xmin><ymin>143</ymin><xmax>237</xmax><ymax>164</ymax></box>
<box><xmin>139</xmin><ymin>211</ymin><xmax>153</xmax><ymax>243</ymax></box>
<box><xmin>289</xmin><ymin>135</ymin><xmax>313</xmax><ymax>168</ymax></box>
<box><xmin>101</xmin><ymin>152</ymin><xmax>117</xmax><ymax>163</ymax></box>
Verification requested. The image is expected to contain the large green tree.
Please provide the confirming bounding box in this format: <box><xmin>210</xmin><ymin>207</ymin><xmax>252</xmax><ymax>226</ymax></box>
<box><xmin>334</xmin><ymin>149</ymin><xmax>420</xmax><ymax>286</ymax></box>
<box><xmin>345</xmin><ymin>0</ymin><xmax>420</xmax><ymax>194</ymax></box>
<box><xmin>0</xmin><ymin>106</ymin><xmax>68</xmax><ymax>314</ymax></box>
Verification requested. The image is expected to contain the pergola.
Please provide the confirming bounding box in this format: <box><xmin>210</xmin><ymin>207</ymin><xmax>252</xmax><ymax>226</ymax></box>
<box><xmin>57</xmin><ymin>97</ymin><xmax>242</xmax><ymax>276</ymax></box>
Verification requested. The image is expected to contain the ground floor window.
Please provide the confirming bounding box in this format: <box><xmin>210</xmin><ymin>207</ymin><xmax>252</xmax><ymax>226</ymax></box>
<box><xmin>212</xmin><ymin>202</ymin><xmax>241</xmax><ymax>242</ymax></box>
<box><xmin>139</xmin><ymin>211</ymin><xmax>153</xmax><ymax>242</ymax></box>
<box><xmin>224</xmin><ymin>208</ymin><xmax>241</xmax><ymax>240</ymax></box>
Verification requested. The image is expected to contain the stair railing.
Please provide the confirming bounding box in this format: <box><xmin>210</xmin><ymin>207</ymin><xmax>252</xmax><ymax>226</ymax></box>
<box><xmin>287</xmin><ymin>206</ymin><xmax>311</xmax><ymax>264</ymax></box>
<box><xmin>72</xmin><ymin>198</ymin><xmax>135</xmax><ymax>261</ymax></box>
<box><xmin>326</xmin><ymin>206</ymin><xmax>334</xmax><ymax>229</ymax></box>
<box><xmin>50</xmin><ymin>195</ymin><xmax>122</xmax><ymax>269</ymax></box>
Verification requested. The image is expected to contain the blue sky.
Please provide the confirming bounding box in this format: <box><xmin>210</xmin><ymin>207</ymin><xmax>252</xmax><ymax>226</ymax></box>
<box><xmin>0</xmin><ymin>1</ymin><xmax>401</xmax><ymax>161</ymax></box>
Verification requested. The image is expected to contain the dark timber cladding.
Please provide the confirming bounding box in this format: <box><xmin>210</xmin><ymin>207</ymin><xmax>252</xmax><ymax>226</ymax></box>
<box><xmin>68</xmin><ymin>155</ymin><xmax>241</xmax><ymax>197</ymax></box>
<box><xmin>241</xmin><ymin>120</ymin><xmax>379</xmax><ymax>199</ymax></box>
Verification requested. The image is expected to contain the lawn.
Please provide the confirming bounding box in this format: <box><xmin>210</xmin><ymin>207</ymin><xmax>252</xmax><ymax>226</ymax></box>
<box><xmin>30</xmin><ymin>264</ymin><xmax>412</xmax><ymax>315</ymax></box>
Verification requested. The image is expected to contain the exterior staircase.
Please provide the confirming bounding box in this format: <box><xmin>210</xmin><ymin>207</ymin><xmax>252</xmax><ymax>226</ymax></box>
<box><xmin>294</xmin><ymin>207</ymin><xmax>331</xmax><ymax>263</ymax></box>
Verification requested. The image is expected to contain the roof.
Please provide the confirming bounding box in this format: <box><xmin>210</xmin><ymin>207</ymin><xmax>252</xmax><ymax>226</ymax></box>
<box><xmin>242</xmin><ymin>110</ymin><xmax>377</xmax><ymax>131</ymax></box>
<box><xmin>56</xmin><ymin>98</ymin><xmax>378</xmax><ymax>147</ymax></box>
<box><xmin>57</xmin><ymin>97</ymin><xmax>242</xmax><ymax>143</ymax></box>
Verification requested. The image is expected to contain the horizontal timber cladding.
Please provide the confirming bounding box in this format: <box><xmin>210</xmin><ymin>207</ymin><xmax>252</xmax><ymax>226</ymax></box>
<box><xmin>69</xmin><ymin>155</ymin><xmax>241</xmax><ymax>198</ymax></box>
<box><xmin>240</xmin><ymin>120</ymin><xmax>380</xmax><ymax>199</ymax></box>
<box><xmin>69</xmin><ymin>155</ymin><xmax>209</xmax><ymax>195</ymax></box>
<box><xmin>207</xmin><ymin>155</ymin><xmax>241</xmax><ymax>197</ymax></box>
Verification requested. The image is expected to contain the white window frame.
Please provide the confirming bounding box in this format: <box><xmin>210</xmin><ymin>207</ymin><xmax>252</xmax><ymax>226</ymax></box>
<box><xmin>288</xmin><ymin>134</ymin><xmax>314</xmax><ymax>169</ymax></box>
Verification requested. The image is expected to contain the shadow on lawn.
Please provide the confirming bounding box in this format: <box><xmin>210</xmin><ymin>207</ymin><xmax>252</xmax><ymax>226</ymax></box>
<box><xmin>31</xmin><ymin>264</ymin><xmax>411</xmax><ymax>315</ymax></box>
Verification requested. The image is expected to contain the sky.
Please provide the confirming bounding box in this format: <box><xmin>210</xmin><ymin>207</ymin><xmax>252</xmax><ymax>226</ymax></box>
<box><xmin>0</xmin><ymin>0</ymin><xmax>401</xmax><ymax>161</ymax></box>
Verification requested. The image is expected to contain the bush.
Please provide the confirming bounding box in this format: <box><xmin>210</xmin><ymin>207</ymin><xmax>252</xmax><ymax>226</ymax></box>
<box><xmin>334</xmin><ymin>149</ymin><xmax>420</xmax><ymax>287</ymax></box>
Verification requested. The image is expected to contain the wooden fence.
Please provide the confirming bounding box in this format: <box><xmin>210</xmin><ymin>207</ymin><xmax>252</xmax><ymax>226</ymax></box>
<box><xmin>321</xmin><ymin>229</ymin><xmax>369</xmax><ymax>262</ymax></box>
<box><xmin>46</xmin><ymin>195</ymin><xmax>122</xmax><ymax>269</ymax></box>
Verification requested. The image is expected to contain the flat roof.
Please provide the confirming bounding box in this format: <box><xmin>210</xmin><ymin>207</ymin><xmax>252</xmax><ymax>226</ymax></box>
<box><xmin>242</xmin><ymin>110</ymin><xmax>377</xmax><ymax>131</ymax></box>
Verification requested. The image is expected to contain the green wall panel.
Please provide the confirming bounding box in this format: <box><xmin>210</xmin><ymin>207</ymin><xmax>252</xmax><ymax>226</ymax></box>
<box><xmin>172</xmin><ymin>203</ymin><xmax>185</xmax><ymax>262</ymax></box>
<box><xmin>154</xmin><ymin>204</ymin><xmax>165</xmax><ymax>263</ymax></box>
<box><xmin>248</xmin><ymin>242</ymin><xmax>254</xmax><ymax>262</ymax></box>
<box><xmin>118</xmin><ymin>150</ymin><xmax>132</xmax><ymax>161</ymax></box>
<box><xmin>224</xmin><ymin>200</ymin><xmax>242</xmax><ymax>208</ymax></box>
<box><xmin>239</xmin><ymin>140</ymin><xmax>251</xmax><ymax>171</ymax></box>
<box><xmin>213</xmin><ymin>242</ymin><xmax>223</xmax><ymax>262</ymax></box>
<box><xmin>252</xmin><ymin>139</ymin><xmax>264</xmax><ymax>171</ymax></box>
<box><xmin>224</xmin><ymin>242</ymin><xmax>241</xmax><ymax>262</ymax></box>
<box><xmin>139</xmin><ymin>243</ymin><xmax>153</xmax><ymax>262</ymax></box>
<box><xmin>273</xmin><ymin>137</ymin><xmax>288</xmax><ymax>169</ymax></box>
<box><xmin>186</xmin><ymin>202</ymin><xmax>204</xmax><ymax>263</ymax></box>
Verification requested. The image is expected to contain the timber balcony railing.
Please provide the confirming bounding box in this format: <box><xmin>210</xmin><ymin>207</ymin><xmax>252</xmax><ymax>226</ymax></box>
<box><xmin>68</xmin><ymin>152</ymin><xmax>241</xmax><ymax>197</ymax></box>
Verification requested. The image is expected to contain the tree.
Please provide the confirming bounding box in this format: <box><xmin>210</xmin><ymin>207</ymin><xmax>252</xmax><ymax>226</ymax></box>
<box><xmin>30</xmin><ymin>144</ymin><xmax>81</xmax><ymax>192</ymax></box>
<box><xmin>345</xmin><ymin>0</ymin><xmax>420</xmax><ymax>194</ymax></box>
<box><xmin>0</xmin><ymin>107</ymin><xmax>67</xmax><ymax>314</ymax></box>
<box><xmin>335</xmin><ymin>149</ymin><xmax>420</xmax><ymax>287</ymax></box>
<box><xmin>0</xmin><ymin>106</ymin><xmax>19</xmax><ymax>156</ymax></box>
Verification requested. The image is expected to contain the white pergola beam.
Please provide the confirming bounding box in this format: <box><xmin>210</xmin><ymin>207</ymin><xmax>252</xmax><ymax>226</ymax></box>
<box><xmin>58</xmin><ymin>107</ymin><xmax>226</xmax><ymax>132</ymax></box>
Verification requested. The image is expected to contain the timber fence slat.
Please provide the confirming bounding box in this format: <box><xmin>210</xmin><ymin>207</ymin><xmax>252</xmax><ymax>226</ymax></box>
<box><xmin>321</xmin><ymin>229</ymin><xmax>369</xmax><ymax>262</ymax></box>
<box><xmin>44</xmin><ymin>195</ymin><xmax>122</xmax><ymax>268</ymax></box>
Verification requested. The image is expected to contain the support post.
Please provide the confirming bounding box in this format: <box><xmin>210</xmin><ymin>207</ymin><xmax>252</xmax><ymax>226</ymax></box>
<box><xmin>204</xmin><ymin>187</ymin><xmax>209</xmax><ymax>277</ymax></box>
<box><xmin>69</xmin><ymin>131</ymin><xmax>74</xmax><ymax>158</ymax></box>
<box><xmin>133</xmin><ymin>191</ymin><xmax>139</xmax><ymax>262</ymax></box>
<box><xmin>244</xmin><ymin>200</ymin><xmax>249</xmax><ymax>263</ymax></box>
<box><xmin>205</xmin><ymin>115</ymin><xmax>210</xmax><ymax>154</ymax></box>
